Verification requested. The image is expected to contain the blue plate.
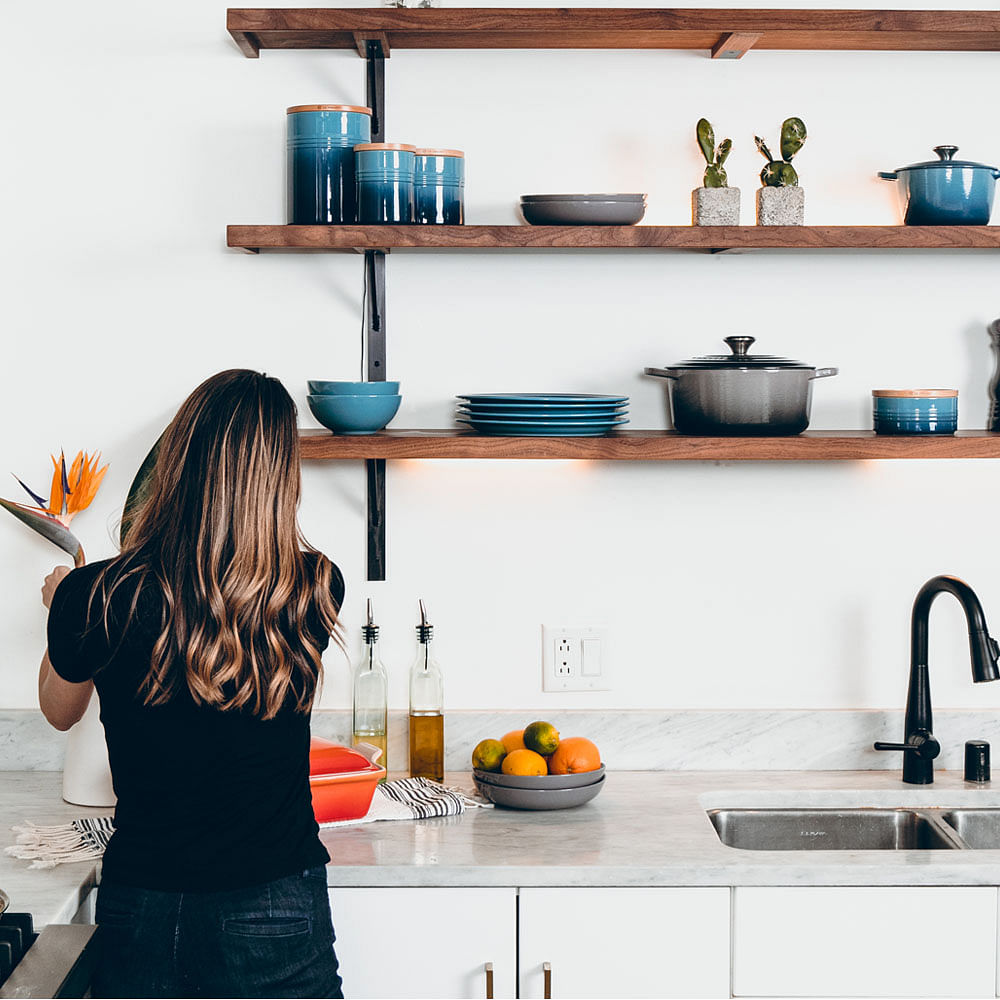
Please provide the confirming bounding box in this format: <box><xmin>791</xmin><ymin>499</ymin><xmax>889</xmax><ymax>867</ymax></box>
<box><xmin>459</xmin><ymin>393</ymin><xmax>629</xmax><ymax>405</ymax></box>
<box><xmin>459</xmin><ymin>417</ymin><xmax>629</xmax><ymax>430</ymax></box>
<box><xmin>458</xmin><ymin>406</ymin><xmax>628</xmax><ymax>419</ymax></box>
<box><xmin>458</xmin><ymin>422</ymin><xmax>626</xmax><ymax>437</ymax></box>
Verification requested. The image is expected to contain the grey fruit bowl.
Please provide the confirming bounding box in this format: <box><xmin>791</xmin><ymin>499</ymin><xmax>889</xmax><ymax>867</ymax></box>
<box><xmin>473</xmin><ymin>765</ymin><xmax>605</xmax><ymax>790</ymax></box>
<box><xmin>473</xmin><ymin>775</ymin><xmax>606</xmax><ymax>810</ymax></box>
<box><xmin>519</xmin><ymin>200</ymin><xmax>646</xmax><ymax>226</ymax></box>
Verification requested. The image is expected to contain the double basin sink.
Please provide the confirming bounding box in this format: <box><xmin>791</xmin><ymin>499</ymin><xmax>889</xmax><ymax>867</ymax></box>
<box><xmin>709</xmin><ymin>808</ymin><xmax>1000</xmax><ymax>851</ymax></box>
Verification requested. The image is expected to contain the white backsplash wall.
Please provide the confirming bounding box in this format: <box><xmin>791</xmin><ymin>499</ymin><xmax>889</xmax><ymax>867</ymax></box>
<box><xmin>2</xmin><ymin>1</ymin><xmax>999</xmax><ymax>721</ymax></box>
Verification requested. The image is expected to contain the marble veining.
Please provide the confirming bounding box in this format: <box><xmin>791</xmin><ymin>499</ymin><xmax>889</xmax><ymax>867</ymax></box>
<box><xmin>7</xmin><ymin>708</ymin><xmax>1000</xmax><ymax>772</ymax></box>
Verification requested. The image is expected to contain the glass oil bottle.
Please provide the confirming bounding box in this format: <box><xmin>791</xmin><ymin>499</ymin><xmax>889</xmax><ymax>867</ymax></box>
<box><xmin>352</xmin><ymin>599</ymin><xmax>388</xmax><ymax>775</ymax></box>
<box><xmin>408</xmin><ymin>599</ymin><xmax>444</xmax><ymax>782</ymax></box>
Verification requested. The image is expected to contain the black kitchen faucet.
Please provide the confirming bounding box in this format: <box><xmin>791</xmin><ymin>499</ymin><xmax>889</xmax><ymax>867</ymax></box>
<box><xmin>874</xmin><ymin>575</ymin><xmax>1000</xmax><ymax>784</ymax></box>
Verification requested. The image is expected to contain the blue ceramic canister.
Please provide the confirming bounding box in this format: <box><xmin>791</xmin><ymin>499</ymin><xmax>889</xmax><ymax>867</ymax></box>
<box><xmin>413</xmin><ymin>148</ymin><xmax>465</xmax><ymax>224</ymax></box>
<box><xmin>287</xmin><ymin>105</ymin><xmax>372</xmax><ymax>225</ymax></box>
<box><xmin>355</xmin><ymin>143</ymin><xmax>417</xmax><ymax>224</ymax></box>
<box><xmin>872</xmin><ymin>389</ymin><xmax>958</xmax><ymax>435</ymax></box>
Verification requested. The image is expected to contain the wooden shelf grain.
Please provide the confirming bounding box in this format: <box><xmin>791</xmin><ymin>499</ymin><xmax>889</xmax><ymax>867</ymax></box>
<box><xmin>227</xmin><ymin>9</ymin><xmax>1000</xmax><ymax>58</ymax></box>
<box><xmin>298</xmin><ymin>429</ymin><xmax>1000</xmax><ymax>461</ymax></box>
<box><xmin>229</xmin><ymin>225</ymin><xmax>1000</xmax><ymax>253</ymax></box>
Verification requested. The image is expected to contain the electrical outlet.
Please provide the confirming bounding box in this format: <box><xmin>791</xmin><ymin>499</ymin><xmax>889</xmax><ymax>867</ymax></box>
<box><xmin>542</xmin><ymin>625</ymin><xmax>610</xmax><ymax>692</ymax></box>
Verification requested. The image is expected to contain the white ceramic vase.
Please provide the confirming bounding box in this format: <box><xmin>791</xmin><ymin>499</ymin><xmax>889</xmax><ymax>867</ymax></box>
<box><xmin>62</xmin><ymin>693</ymin><xmax>116</xmax><ymax>807</ymax></box>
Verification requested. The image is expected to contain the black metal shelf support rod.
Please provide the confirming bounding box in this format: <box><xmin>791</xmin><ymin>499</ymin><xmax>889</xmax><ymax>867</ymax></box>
<box><xmin>365</xmin><ymin>39</ymin><xmax>387</xmax><ymax>581</ymax></box>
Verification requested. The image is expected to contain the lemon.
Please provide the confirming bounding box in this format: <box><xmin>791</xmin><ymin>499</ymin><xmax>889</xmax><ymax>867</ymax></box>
<box><xmin>501</xmin><ymin>748</ymin><xmax>548</xmax><ymax>776</ymax></box>
<box><xmin>472</xmin><ymin>739</ymin><xmax>507</xmax><ymax>773</ymax></box>
<box><xmin>523</xmin><ymin>720</ymin><xmax>560</xmax><ymax>756</ymax></box>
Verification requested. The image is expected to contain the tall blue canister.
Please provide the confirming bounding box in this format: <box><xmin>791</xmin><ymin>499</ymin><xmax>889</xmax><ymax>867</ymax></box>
<box><xmin>414</xmin><ymin>148</ymin><xmax>465</xmax><ymax>224</ymax></box>
<box><xmin>355</xmin><ymin>143</ymin><xmax>417</xmax><ymax>223</ymax></box>
<box><xmin>287</xmin><ymin>104</ymin><xmax>372</xmax><ymax>224</ymax></box>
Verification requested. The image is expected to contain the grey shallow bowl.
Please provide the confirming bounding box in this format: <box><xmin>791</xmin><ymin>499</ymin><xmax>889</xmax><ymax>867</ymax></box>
<box><xmin>473</xmin><ymin>765</ymin><xmax>606</xmax><ymax>790</ymax></box>
<box><xmin>520</xmin><ymin>200</ymin><xmax>646</xmax><ymax>226</ymax></box>
<box><xmin>308</xmin><ymin>380</ymin><xmax>400</xmax><ymax>396</ymax></box>
<box><xmin>521</xmin><ymin>193</ymin><xmax>647</xmax><ymax>203</ymax></box>
<box><xmin>474</xmin><ymin>775</ymin><xmax>606</xmax><ymax>810</ymax></box>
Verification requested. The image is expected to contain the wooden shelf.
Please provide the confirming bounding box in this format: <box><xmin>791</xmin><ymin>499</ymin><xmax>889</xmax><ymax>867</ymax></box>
<box><xmin>299</xmin><ymin>429</ymin><xmax>1000</xmax><ymax>461</ymax></box>
<box><xmin>227</xmin><ymin>9</ymin><xmax>1000</xmax><ymax>58</ymax></box>
<box><xmin>229</xmin><ymin>225</ymin><xmax>1000</xmax><ymax>253</ymax></box>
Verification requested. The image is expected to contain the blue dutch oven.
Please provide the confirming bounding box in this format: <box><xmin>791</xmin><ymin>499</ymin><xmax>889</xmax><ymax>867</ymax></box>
<box><xmin>879</xmin><ymin>146</ymin><xmax>1000</xmax><ymax>226</ymax></box>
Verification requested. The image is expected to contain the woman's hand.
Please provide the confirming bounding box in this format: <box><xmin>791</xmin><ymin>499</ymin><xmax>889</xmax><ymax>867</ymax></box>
<box><xmin>41</xmin><ymin>566</ymin><xmax>72</xmax><ymax>609</ymax></box>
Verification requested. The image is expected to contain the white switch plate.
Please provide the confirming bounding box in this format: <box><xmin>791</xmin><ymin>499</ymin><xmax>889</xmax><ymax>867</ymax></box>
<box><xmin>541</xmin><ymin>625</ymin><xmax>610</xmax><ymax>691</ymax></box>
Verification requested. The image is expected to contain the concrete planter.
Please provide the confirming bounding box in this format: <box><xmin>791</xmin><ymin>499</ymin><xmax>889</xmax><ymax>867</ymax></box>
<box><xmin>692</xmin><ymin>187</ymin><xmax>741</xmax><ymax>226</ymax></box>
<box><xmin>756</xmin><ymin>186</ymin><xmax>805</xmax><ymax>225</ymax></box>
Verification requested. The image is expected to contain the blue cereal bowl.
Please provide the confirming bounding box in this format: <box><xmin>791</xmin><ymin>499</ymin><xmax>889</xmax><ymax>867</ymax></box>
<box><xmin>307</xmin><ymin>394</ymin><xmax>402</xmax><ymax>435</ymax></box>
<box><xmin>308</xmin><ymin>380</ymin><xmax>400</xmax><ymax>395</ymax></box>
<box><xmin>872</xmin><ymin>389</ymin><xmax>958</xmax><ymax>435</ymax></box>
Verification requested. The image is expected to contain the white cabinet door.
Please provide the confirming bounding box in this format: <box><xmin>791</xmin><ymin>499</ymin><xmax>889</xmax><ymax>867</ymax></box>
<box><xmin>733</xmin><ymin>886</ymin><xmax>997</xmax><ymax>998</ymax></box>
<box><xmin>329</xmin><ymin>887</ymin><xmax>516</xmax><ymax>999</ymax></box>
<box><xmin>519</xmin><ymin>887</ymin><xmax>731</xmax><ymax>999</ymax></box>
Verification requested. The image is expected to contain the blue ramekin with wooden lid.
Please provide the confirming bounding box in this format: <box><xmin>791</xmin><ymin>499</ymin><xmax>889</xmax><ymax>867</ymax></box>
<box><xmin>413</xmin><ymin>148</ymin><xmax>465</xmax><ymax>224</ymax></box>
<box><xmin>872</xmin><ymin>389</ymin><xmax>958</xmax><ymax>435</ymax></box>
<box><xmin>287</xmin><ymin>104</ymin><xmax>372</xmax><ymax>224</ymax></box>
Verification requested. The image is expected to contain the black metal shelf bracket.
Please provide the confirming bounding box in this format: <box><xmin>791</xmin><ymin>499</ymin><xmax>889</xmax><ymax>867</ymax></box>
<box><xmin>364</xmin><ymin>40</ymin><xmax>387</xmax><ymax>581</ymax></box>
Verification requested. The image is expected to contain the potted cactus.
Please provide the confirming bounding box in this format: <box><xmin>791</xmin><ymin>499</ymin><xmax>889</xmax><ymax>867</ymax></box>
<box><xmin>692</xmin><ymin>119</ymin><xmax>740</xmax><ymax>226</ymax></box>
<box><xmin>754</xmin><ymin>117</ymin><xmax>807</xmax><ymax>225</ymax></box>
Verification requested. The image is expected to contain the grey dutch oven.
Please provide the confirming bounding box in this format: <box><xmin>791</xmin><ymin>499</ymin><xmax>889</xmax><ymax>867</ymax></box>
<box><xmin>879</xmin><ymin>146</ymin><xmax>1000</xmax><ymax>226</ymax></box>
<box><xmin>644</xmin><ymin>336</ymin><xmax>838</xmax><ymax>436</ymax></box>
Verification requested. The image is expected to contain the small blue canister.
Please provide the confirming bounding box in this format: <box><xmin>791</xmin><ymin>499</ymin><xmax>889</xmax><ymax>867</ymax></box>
<box><xmin>414</xmin><ymin>148</ymin><xmax>465</xmax><ymax>224</ymax></box>
<box><xmin>355</xmin><ymin>143</ymin><xmax>416</xmax><ymax>223</ymax></box>
<box><xmin>287</xmin><ymin>105</ymin><xmax>372</xmax><ymax>225</ymax></box>
<box><xmin>873</xmin><ymin>389</ymin><xmax>958</xmax><ymax>435</ymax></box>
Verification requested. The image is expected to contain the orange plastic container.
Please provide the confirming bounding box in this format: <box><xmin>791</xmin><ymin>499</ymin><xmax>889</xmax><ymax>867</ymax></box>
<box><xmin>309</xmin><ymin>737</ymin><xmax>386</xmax><ymax>823</ymax></box>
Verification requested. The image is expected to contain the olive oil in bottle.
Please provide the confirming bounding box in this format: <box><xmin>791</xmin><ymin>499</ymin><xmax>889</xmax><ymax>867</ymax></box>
<box><xmin>408</xmin><ymin>600</ymin><xmax>444</xmax><ymax>782</ymax></box>
<box><xmin>352</xmin><ymin>599</ymin><xmax>388</xmax><ymax>775</ymax></box>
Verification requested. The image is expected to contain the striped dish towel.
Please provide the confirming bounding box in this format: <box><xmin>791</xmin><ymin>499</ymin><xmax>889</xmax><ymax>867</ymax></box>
<box><xmin>319</xmin><ymin>777</ymin><xmax>491</xmax><ymax>829</ymax></box>
<box><xmin>6</xmin><ymin>781</ymin><xmax>489</xmax><ymax>866</ymax></box>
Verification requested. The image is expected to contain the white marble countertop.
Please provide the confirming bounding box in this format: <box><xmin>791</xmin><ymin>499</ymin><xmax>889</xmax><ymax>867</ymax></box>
<box><xmin>8</xmin><ymin>769</ymin><xmax>1000</xmax><ymax>928</ymax></box>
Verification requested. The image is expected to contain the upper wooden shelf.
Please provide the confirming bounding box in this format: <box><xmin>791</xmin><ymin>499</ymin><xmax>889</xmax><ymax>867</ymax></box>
<box><xmin>229</xmin><ymin>225</ymin><xmax>1000</xmax><ymax>253</ymax></box>
<box><xmin>299</xmin><ymin>429</ymin><xmax>1000</xmax><ymax>461</ymax></box>
<box><xmin>227</xmin><ymin>8</ymin><xmax>1000</xmax><ymax>58</ymax></box>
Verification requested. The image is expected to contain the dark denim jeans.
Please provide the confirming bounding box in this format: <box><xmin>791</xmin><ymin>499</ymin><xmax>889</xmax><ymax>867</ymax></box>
<box><xmin>93</xmin><ymin>867</ymin><xmax>343</xmax><ymax>999</ymax></box>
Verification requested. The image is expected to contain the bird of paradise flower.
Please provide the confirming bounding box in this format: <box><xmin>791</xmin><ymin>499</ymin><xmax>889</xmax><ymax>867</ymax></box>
<box><xmin>0</xmin><ymin>451</ymin><xmax>108</xmax><ymax>567</ymax></box>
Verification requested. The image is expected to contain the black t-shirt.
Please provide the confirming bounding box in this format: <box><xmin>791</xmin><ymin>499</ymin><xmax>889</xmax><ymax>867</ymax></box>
<box><xmin>46</xmin><ymin>552</ymin><xmax>344</xmax><ymax>892</ymax></box>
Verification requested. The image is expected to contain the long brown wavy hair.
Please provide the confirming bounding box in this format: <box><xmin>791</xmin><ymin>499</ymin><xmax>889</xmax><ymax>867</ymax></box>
<box><xmin>95</xmin><ymin>370</ymin><xmax>341</xmax><ymax>719</ymax></box>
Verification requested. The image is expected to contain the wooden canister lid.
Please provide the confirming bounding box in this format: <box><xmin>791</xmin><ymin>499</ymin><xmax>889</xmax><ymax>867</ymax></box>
<box><xmin>353</xmin><ymin>142</ymin><xmax>418</xmax><ymax>152</ymax></box>
<box><xmin>872</xmin><ymin>389</ymin><xmax>959</xmax><ymax>398</ymax></box>
<box><xmin>286</xmin><ymin>104</ymin><xmax>372</xmax><ymax>115</ymax></box>
<box><xmin>413</xmin><ymin>148</ymin><xmax>465</xmax><ymax>158</ymax></box>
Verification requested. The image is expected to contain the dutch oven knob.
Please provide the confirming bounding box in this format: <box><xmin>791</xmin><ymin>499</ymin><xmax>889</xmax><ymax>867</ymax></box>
<box><xmin>724</xmin><ymin>335</ymin><xmax>755</xmax><ymax>357</ymax></box>
<box><xmin>934</xmin><ymin>145</ymin><xmax>959</xmax><ymax>161</ymax></box>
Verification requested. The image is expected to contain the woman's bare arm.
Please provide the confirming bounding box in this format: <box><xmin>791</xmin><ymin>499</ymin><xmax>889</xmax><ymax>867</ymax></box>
<box><xmin>39</xmin><ymin>565</ymin><xmax>93</xmax><ymax>731</ymax></box>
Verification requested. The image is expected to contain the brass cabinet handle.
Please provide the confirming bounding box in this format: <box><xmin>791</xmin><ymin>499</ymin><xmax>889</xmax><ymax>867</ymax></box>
<box><xmin>484</xmin><ymin>962</ymin><xmax>493</xmax><ymax>1000</ymax></box>
<box><xmin>543</xmin><ymin>961</ymin><xmax>552</xmax><ymax>999</ymax></box>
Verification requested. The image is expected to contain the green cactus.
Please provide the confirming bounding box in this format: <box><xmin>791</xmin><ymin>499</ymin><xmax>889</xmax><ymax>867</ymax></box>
<box><xmin>697</xmin><ymin>118</ymin><xmax>732</xmax><ymax>188</ymax></box>
<box><xmin>755</xmin><ymin>117</ymin><xmax>807</xmax><ymax>187</ymax></box>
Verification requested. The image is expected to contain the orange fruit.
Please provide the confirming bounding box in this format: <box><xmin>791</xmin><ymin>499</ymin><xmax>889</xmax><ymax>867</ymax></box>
<box><xmin>548</xmin><ymin>737</ymin><xmax>601</xmax><ymax>775</ymax></box>
<box><xmin>501</xmin><ymin>748</ymin><xmax>548</xmax><ymax>776</ymax></box>
<box><xmin>472</xmin><ymin>739</ymin><xmax>507</xmax><ymax>773</ymax></box>
<box><xmin>501</xmin><ymin>729</ymin><xmax>526</xmax><ymax>753</ymax></box>
<box><xmin>523</xmin><ymin>720</ymin><xmax>560</xmax><ymax>756</ymax></box>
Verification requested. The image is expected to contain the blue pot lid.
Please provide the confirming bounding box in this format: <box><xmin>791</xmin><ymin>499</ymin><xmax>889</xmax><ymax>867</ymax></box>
<box><xmin>894</xmin><ymin>145</ymin><xmax>998</xmax><ymax>172</ymax></box>
<box><xmin>669</xmin><ymin>336</ymin><xmax>812</xmax><ymax>370</ymax></box>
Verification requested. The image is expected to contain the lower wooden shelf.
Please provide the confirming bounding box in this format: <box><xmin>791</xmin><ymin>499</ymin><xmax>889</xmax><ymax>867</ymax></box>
<box><xmin>299</xmin><ymin>429</ymin><xmax>1000</xmax><ymax>461</ymax></box>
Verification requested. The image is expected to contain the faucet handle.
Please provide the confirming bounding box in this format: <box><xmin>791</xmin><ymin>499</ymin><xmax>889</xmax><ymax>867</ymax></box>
<box><xmin>874</xmin><ymin>731</ymin><xmax>941</xmax><ymax>760</ymax></box>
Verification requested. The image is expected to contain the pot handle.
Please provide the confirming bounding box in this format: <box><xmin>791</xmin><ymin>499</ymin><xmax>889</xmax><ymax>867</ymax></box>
<box><xmin>810</xmin><ymin>367</ymin><xmax>839</xmax><ymax>380</ymax></box>
<box><xmin>877</xmin><ymin>171</ymin><xmax>898</xmax><ymax>182</ymax></box>
<box><xmin>993</xmin><ymin>169</ymin><xmax>1000</xmax><ymax>181</ymax></box>
<box><xmin>643</xmin><ymin>367</ymin><xmax>677</xmax><ymax>380</ymax></box>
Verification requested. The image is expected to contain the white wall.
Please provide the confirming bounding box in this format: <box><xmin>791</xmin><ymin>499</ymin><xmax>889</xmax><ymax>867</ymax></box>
<box><xmin>2</xmin><ymin>1</ymin><xmax>999</xmax><ymax>718</ymax></box>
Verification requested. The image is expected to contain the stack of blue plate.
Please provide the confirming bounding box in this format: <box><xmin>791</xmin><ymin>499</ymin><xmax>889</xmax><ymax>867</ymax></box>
<box><xmin>456</xmin><ymin>394</ymin><xmax>629</xmax><ymax>436</ymax></box>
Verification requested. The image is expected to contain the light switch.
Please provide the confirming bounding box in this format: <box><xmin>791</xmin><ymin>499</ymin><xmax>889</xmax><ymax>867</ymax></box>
<box><xmin>581</xmin><ymin>637</ymin><xmax>601</xmax><ymax>676</ymax></box>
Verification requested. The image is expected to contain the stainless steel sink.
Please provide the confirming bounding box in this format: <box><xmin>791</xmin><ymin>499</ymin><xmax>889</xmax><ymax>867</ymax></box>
<box><xmin>708</xmin><ymin>808</ymin><xmax>964</xmax><ymax>851</ymax></box>
<box><xmin>938</xmin><ymin>810</ymin><xmax>1000</xmax><ymax>849</ymax></box>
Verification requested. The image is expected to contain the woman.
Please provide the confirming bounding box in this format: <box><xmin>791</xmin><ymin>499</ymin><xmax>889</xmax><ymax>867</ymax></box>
<box><xmin>39</xmin><ymin>370</ymin><xmax>346</xmax><ymax>999</ymax></box>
